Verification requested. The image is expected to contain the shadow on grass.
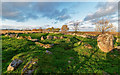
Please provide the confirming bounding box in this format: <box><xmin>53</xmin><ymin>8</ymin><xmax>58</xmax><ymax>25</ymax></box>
<box><xmin>72</xmin><ymin>47</ymin><xmax>99</xmax><ymax>73</ymax></box>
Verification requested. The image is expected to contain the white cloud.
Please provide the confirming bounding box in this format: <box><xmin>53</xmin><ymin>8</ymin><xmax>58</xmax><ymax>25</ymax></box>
<box><xmin>84</xmin><ymin>2</ymin><xmax>118</xmax><ymax>21</ymax></box>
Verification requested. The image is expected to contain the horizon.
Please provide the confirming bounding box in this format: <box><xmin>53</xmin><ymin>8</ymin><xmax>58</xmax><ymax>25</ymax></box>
<box><xmin>1</xmin><ymin>1</ymin><xmax>119</xmax><ymax>31</ymax></box>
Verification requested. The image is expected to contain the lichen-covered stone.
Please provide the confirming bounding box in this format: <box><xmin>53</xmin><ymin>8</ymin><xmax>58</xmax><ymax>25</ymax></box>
<box><xmin>54</xmin><ymin>36</ymin><xmax>58</xmax><ymax>39</ymax></box>
<box><xmin>17</xmin><ymin>36</ymin><xmax>25</xmax><ymax>39</ymax></box>
<box><xmin>60</xmin><ymin>36</ymin><xmax>64</xmax><ymax>39</ymax></box>
<box><xmin>97</xmin><ymin>33</ymin><xmax>114</xmax><ymax>53</ymax></box>
<box><xmin>84</xmin><ymin>44</ymin><xmax>92</xmax><ymax>49</ymax></box>
<box><xmin>7</xmin><ymin>59</ymin><xmax>22</xmax><ymax>71</ymax></box>
<box><xmin>41</xmin><ymin>36</ymin><xmax>44</xmax><ymax>40</ymax></box>
<box><xmin>47</xmin><ymin>35</ymin><xmax>53</xmax><ymax>40</ymax></box>
<box><xmin>21</xmin><ymin>59</ymin><xmax>38</xmax><ymax>75</ymax></box>
<box><xmin>45</xmin><ymin>50</ymin><xmax>52</xmax><ymax>54</ymax></box>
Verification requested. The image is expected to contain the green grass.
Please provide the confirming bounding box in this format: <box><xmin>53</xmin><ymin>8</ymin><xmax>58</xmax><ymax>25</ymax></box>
<box><xmin>2</xmin><ymin>33</ymin><xmax>120</xmax><ymax>74</ymax></box>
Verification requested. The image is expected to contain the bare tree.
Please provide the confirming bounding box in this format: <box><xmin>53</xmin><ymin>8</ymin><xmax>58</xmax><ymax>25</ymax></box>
<box><xmin>39</xmin><ymin>27</ymin><xmax>43</xmax><ymax>32</ymax></box>
<box><xmin>69</xmin><ymin>20</ymin><xmax>82</xmax><ymax>33</ymax></box>
<box><xmin>95</xmin><ymin>19</ymin><xmax>116</xmax><ymax>34</ymax></box>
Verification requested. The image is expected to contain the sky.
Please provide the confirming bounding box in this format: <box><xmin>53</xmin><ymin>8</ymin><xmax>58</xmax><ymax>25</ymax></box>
<box><xmin>1</xmin><ymin>0</ymin><xmax>119</xmax><ymax>31</ymax></box>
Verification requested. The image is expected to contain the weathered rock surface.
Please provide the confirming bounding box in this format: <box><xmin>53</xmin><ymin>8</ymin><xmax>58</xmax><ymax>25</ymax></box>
<box><xmin>54</xmin><ymin>36</ymin><xmax>59</xmax><ymax>39</ymax></box>
<box><xmin>5</xmin><ymin>34</ymin><xmax>9</xmax><ymax>36</ymax></box>
<box><xmin>17</xmin><ymin>36</ymin><xmax>25</xmax><ymax>39</ymax></box>
<box><xmin>7</xmin><ymin>59</ymin><xmax>22</xmax><ymax>71</ymax></box>
<box><xmin>97</xmin><ymin>33</ymin><xmax>114</xmax><ymax>52</ymax></box>
<box><xmin>84</xmin><ymin>44</ymin><xmax>92</xmax><ymax>49</ymax></box>
<box><xmin>35</xmin><ymin>42</ymin><xmax>53</xmax><ymax>48</ymax></box>
<box><xmin>47</xmin><ymin>35</ymin><xmax>53</xmax><ymax>40</ymax></box>
<box><xmin>77</xmin><ymin>41</ymin><xmax>82</xmax><ymax>45</ymax></box>
<box><xmin>27</xmin><ymin>36</ymin><xmax>32</xmax><ymax>40</ymax></box>
<box><xmin>45</xmin><ymin>50</ymin><xmax>52</xmax><ymax>54</ymax></box>
<box><xmin>15</xmin><ymin>34</ymin><xmax>19</xmax><ymax>38</ymax></box>
<box><xmin>116</xmin><ymin>38</ymin><xmax>120</xmax><ymax>42</ymax></box>
<box><xmin>115</xmin><ymin>46</ymin><xmax>120</xmax><ymax>49</ymax></box>
<box><xmin>41</xmin><ymin>36</ymin><xmax>44</xmax><ymax>40</ymax></box>
<box><xmin>44</xmin><ymin>44</ymin><xmax>53</xmax><ymax>48</ymax></box>
<box><xmin>30</xmin><ymin>39</ymin><xmax>39</xmax><ymax>42</ymax></box>
<box><xmin>60</xmin><ymin>36</ymin><xmax>64</xmax><ymax>39</ymax></box>
<box><xmin>9</xmin><ymin>34</ymin><xmax>16</xmax><ymax>38</ymax></box>
<box><xmin>21</xmin><ymin>59</ymin><xmax>38</xmax><ymax>75</ymax></box>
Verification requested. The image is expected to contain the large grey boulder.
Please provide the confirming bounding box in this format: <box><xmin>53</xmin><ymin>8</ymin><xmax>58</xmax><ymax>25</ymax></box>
<box><xmin>7</xmin><ymin>59</ymin><xmax>22</xmax><ymax>71</ymax></box>
<box><xmin>97</xmin><ymin>33</ymin><xmax>114</xmax><ymax>53</ymax></box>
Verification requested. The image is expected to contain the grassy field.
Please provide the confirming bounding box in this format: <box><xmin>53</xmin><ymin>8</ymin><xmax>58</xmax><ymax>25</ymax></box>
<box><xmin>2</xmin><ymin>33</ymin><xmax>120</xmax><ymax>74</ymax></box>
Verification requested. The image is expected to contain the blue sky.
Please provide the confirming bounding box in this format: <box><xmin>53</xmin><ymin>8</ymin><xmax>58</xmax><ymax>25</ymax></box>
<box><xmin>1</xmin><ymin>1</ymin><xmax>118</xmax><ymax>31</ymax></box>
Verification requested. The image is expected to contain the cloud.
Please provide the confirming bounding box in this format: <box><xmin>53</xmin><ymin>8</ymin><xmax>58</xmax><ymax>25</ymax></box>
<box><xmin>84</xmin><ymin>2</ymin><xmax>118</xmax><ymax>21</ymax></box>
<box><xmin>2</xmin><ymin>2</ymin><xmax>39</xmax><ymax>22</ymax></box>
<box><xmin>34</xmin><ymin>3</ymin><xmax>71</xmax><ymax>21</ymax></box>
<box><xmin>2</xmin><ymin>2</ymin><xmax>71</xmax><ymax>22</ymax></box>
<box><xmin>67</xmin><ymin>20</ymin><xmax>83</xmax><ymax>25</ymax></box>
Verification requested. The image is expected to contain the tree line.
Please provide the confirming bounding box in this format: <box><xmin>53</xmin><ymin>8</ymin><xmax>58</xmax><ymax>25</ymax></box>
<box><xmin>32</xmin><ymin>19</ymin><xmax>116</xmax><ymax>34</ymax></box>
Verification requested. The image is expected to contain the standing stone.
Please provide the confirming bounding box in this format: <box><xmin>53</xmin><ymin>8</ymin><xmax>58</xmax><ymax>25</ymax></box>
<box><xmin>47</xmin><ymin>35</ymin><xmax>53</xmax><ymax>40</ymax></box>
<box><xmin>41</xmin><ymin>36</ymin><xmax>44</xmax><ymax>40</ymax></box>
<box><xmin>97</xmin><ymin>33</ymin><xmax>114</xmax><ymax>53</ymax></box>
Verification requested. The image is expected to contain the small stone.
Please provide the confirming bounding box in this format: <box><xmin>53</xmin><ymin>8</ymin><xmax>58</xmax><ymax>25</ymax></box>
<box><xmin>44</xmin><ymin>44</ymin><xmax>52</xmax><ymax>48</ymax></box>
<box><xmin>116</xmin><ymin>38</ymin><xmax>120</xmax><ymax>42</ymax></box>
<box><xmin>17</xmin><ymin>36</ymin><xmax>24</xmax><ymax>39</ymax></box>
<box><xmin>68</xmin><ymin>60</ymin><xmax>71</xmax><ymax>63</ymax></box>
<box><xmin>30</xmin><ymin>39</ymin><xmax>39</xmax><ymax>42</ymax></box>
<box><xmin>115</xmin><ymin>46</ymin><xmax>120</xmax><ymax>49</ymax></box>
<box><xmin>9</xmin><ymin>34</ymin><xmax>16</xmax><ymax>38</ymax></box>
<box><xmin>47</xmin><ymin>35</ymin><xmax>53</xmax><ymax>40</ymax></box>
<box><xmin>84</xmin><ymin>44</ymin><xmax>92</xmax><ymax>49</ymax></box>
<box><xmin>54</xmin><ymin>36</ymin><xmax>58</xmax><ymax>39</ymax></box>
<box><xmin>45</xmin><ymin>50</ymin><xmax>52</xmax><ymax>54</ymax></box>
<box><xmin>5</xmin><ymin>34</ymin><xmax>9</xmax><ymax>36</ymax></box>
<box><xmin>32</xmin><ymin>62</ymin><xmax>37</xmax><ymax>65</ymax></box>
<box><xmin>78</xmin><ymin>41</ymin><xmax>82</xmax><ymax>45</ymax></box>
<box><xmin>60</xmin><ymin>36</ymin><xmax>64</xmax><ymax>39</ymax></box>
<box><xmin>28</xmin><ymin>36</ymin><xmax>32</xmax><ymax>40</ymax></box>
<box><xmin>41</xmin><ymin>36</ymin><xmax>44</xmax><ymax>40</ymax></box>
<box><xmin>15</xmin><ymin>34</ymin><xmax>19</xmax><ymax>38</ymax></box>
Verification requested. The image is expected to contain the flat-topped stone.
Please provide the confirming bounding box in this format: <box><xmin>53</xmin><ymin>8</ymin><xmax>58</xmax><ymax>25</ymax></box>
<box><xmin>7</xmin><ymin>59</ymin><xmax>22</xmax><ymax>71</ymax></box>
